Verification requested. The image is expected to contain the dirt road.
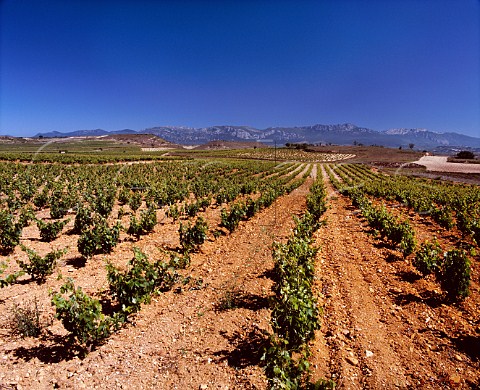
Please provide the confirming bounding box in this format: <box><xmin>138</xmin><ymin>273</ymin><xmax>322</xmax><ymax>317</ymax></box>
<box><xmin>415</xmin><ymin>156</ymin><xmax>480</xmax><ymax>173</ymax></box>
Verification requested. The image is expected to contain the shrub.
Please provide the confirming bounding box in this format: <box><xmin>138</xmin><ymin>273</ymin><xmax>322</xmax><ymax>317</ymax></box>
<box><xmin>106</xmin><ymin>248</ymin><xmax>177</xmax><ymax>313</ymax></box>
<box><xmin>258</xmin><ymin>187</ymin><xmax>280</xmax><ymax>209</ymax></box>
<box><xmin>431</xmin><ymin>206</ymin><xmax>454</xmax><ymax>230</ymax></box>
<box><xmin>395</xmin><ymin>221</ymin><xmax>417</xmax><ymax>257</ymax></box>
<box><xmin>77</xmin><ymin>219</ymin><xmax>121</xmax><ymax>258</ymax></box>
<box><xmin>0</xmin><ymin>261</ymin><xmax>24</xmax><ymax>288</ymax></box>
<box><xmin>456</xmin><ymin>209</ymin><xmax>480</xmax><ymax>245</ymax></box>
<box><xmin>33</xmin><ymin>189</ymin><xmax>49</xmax><ymax>209</ymax></box>
<box><xmin>128</xmin><ymin>191</ymin><xmax>142</xmax><ymax>212</ymax></box>
<box><xmin>18</xmin><ymin>246</ymin><xmax>67</xmax><ymax>282</ymax></box>
<box><xmin>413</xmin><ymin>240</ymin><xmax>442</xmax><ymax>276</ymax></box>
<box><xmin>440</xmin><ymin>249</ymin><xmax>471</xmax><ymax>300</ymax></box>
<box><xmin>220</xmin><ymin>203</ymin><xmax>246</xmax><ymax>233</ymax></box>
<box><xmin>183</xmin><ymin>202</ymin><xmax>199</xmax><ymax>218</ymax></box>
<box><xmin>49</xmin><ymin>191</ymin><xmax>72</xmax><ymax>219</ymax></box>
<box><xmin>361</xmin><ymin>203</ymin><xmax>416</xmax><ymax>256</ymax></box>
<box><xmin>118</xmin><ymin>187</ymin><xmax>131</xmax><ymax>205</ymax></box>
<box><xmin>9</xmin><ymin>298</ymin><xmax>49</xmax><ymax>338</ymax></box>
<box><xmin>166</xmin><ymin>204</ymin><xmax>180</xmax><ymax>222</ymax></box>
<box><xmin>37</xmin><ymin>219</ymin><xmax>69</xmax><ymax>242</ymax></box>
<box><xmin>216</xmin><ymin>187</ymin><xmax>238</xmax><ymax>205</ymax></box>
<box><xmin>168</xmin><ymin>252</ymin><xmax>191</xmax><ymax>269</ymax></box>
<box><xmin>18</xmin><ymin>207</ymin><xmax>36</xmax><ymax>227</ymax></box>
<box><xmin>0</xmin><ymin>210</ymin><xmax>26</xmax><ymax>255</ymax></box>
<box><xmin>91</xmin><ymin>189</ymin><xmax>116</xmax><ymax>218</ymax></box>
<box><xmin>293</xmin><ymin>212</ymin><xmax>320</xmax><ymax>241</ymax></box>
<box><xmin>262</xmin><ymin>337</ymin><xmax>337</xmax><ymax>390</ymax></box>
<box><xmin>456</xmin><ymin>150</ymin><xmax>475</xmax><ymax>159</ymax></box>
<box><xmin>262</xmin><ymin>337</ymin><xmax>306</xmax><ymax>389</ymax></box>
<box><xmin>127</xmin><ymin>207</ymin><xmax>157</xmax><ymax>239</ymax></box>
<box><xmin>179</xmin><ymin>217</ymin><xmax>208</xmax><ymax>252</ymax></box>
<box><xmin>141</xmin><ymin>205</ymin><xmax>157</xmax><ymax>230</ymax></box>
<box><xmin>306</xmin><ymin>180</ymin><xmax>327</xmax><ymax>219</ymax></box>
<box><xmin>245</xmin><ymin>197</ymin><xmax>259</xmax><ymax>219</ymax></box>
<box><xmin>197</xmin><ymin>197</ymin><xmax>211</xmax><ymax>211</ymax></box>
<box><xmin>271</xmin><ymin>237</ymin><xmax>319</xmax><ymax>351</ymax></box>
<box><xmin>51</xmin><ymin>279</ymin><xmax>122</xmax><ymax>348</ymax></box>
<box><xmin>263</xmin><ymin>183</ymin><xmax>333</xmax><ymax>389</ymax></box>
<box><xmin>73</xmin><ymin>205</ymin><xmax>94</xmax><ymax>234</ymax></box>
<box><xmin>127</xmin><ymin>216</ymin><xmax>141</xmax><ymax>238</ymax></box>
<box><xmin>5</xmin><ymin>191</ymin><xmax>22</xmax><ymax>211</ymax></box>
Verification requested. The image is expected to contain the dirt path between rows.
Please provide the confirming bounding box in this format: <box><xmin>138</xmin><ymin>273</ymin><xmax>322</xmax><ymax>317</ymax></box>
<box><xmin>2</xmin><ymin>162</ymin><xmax>478</xmax><ymax>389</ymax></box>
<box><xmin>310</xmin><ymin>165</ymin><xmax>479</xmax><ymax>389</ymax></box>
<box><xmin>0</xmin><ymin>167</ymin><xmax>315</xmax><ymax>389</ymax></box>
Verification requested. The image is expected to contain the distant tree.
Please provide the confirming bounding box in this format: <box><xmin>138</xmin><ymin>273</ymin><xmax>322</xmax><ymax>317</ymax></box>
<box><xmin>456</xmin><ymin>150</ymin><xmax>475</xmax><ymax>159</ymax></box>
<box><xmin>409</xmin><ymin>143</ymin><xmax>415</xmax><ymax>150</ymax></box>
<box><xmin>294</xmin><ymin>143</ymin><xmax>307</xmax><ymax>150</ymax></box>
<box><xmin>399</xmin><ymin>146</ymin><xmax>402</xmax><ymax>150</ymax></box>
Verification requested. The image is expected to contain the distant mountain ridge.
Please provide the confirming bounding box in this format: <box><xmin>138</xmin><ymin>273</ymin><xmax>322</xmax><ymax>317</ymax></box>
<box><xmin>35</xmin><ymin>129</ymin><xmax>137</xmax><ymax>138</ymax></box>
<box><xmin>32</xmin><ymin>123</ymin><xmax>480</xmax><ymax>150</ymax></box>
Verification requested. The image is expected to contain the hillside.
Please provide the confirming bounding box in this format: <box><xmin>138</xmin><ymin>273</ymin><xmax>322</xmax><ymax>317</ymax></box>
<box><xmin>30</xmin><ymin>123</ymin><xmax>480</xmax><ymax>150</ymax></box>
<box><xmin>101</xmin><ymin>133</ymin><xmax>182</xmax><ymax>149</ymax></box>
<box><xmin>193</xmin><ymin>140</ymin><xmax>268</xmax><ymax>150</ymax></box>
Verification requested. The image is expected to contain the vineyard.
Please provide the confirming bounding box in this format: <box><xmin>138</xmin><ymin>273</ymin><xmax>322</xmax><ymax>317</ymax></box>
<box><xmin>0</xmin><ymin>149</ymin><xmax>478</xmax><ymax>389</ymax></box>
<box><xmin>181</xmin><ymin>147</ymin><xmax>356</xmax><ymax>163</ymax></box>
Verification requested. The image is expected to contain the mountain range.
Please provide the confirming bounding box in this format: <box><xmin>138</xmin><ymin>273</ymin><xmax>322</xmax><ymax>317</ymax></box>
<box><xmin>33</xmin><ymin>123</ymin><xmax>480</xmax><ymax>150</ymax></box>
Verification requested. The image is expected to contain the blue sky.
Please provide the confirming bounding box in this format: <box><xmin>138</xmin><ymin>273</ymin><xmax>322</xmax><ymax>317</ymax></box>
<box><xmin>1</xmin><ymin>0</ymin><xmax>479</xmax><ymax>137</ymax></box>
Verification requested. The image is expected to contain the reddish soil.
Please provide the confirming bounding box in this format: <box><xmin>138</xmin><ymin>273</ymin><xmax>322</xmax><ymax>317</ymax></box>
<box><xmin>311</xmin><ymin>166</ymin><xmax>479</xmax><ymax>389</ymax></box>
<box><xmin>0</xmin><ymin>163</ymin><xmax>479</xmax><ymax>389</ymax></box>
<box><xmin>0</xmin><ymin>167</ymin><xmax>313</xmax><ymax>389</ymax></box>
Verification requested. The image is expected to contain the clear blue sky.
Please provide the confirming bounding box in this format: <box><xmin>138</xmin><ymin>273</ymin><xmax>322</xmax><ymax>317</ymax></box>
<box><xmin>1</xmin><ymin>0</ymin><xmax>479</xmax><ymax>137</ymax></box>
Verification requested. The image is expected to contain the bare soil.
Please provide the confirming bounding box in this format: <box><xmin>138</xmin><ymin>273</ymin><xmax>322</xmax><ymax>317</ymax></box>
<box><xmin>415</xmin><ymin>156</ymin><xmax>480</xmax><ymax>174</ymax></box>
<box><xmin>0</xmin><ymin>170</ymin><xmax>312</xmax><ymax>389</ymax></box>
<box><xmin>193</xmin><ymin>141</ymin><xmax>268</xmax><ymax>150</ymax></box>
<box><xmin>0</xmin><ymin>164</ymin><xmax>479</xmax><ymax>389</ymax></box>
<box><xmin>307</xmin><ymin>146</ymin><xmax>423</xmax><ymax>165</ymax></box>
<box><xmin>311</xmin><ymin>166</ymin><xmax>479</xmax><ymax>389</ymax></box>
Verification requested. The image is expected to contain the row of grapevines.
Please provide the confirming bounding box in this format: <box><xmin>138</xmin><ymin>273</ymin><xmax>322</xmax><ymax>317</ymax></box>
<box><xmin>219</xmin><ymin>164</ymin><xmax>311</xmax><ymax>233</ymax></box>
<box><xmin>51</xmin><ymin>215</ymin><xmax>209</xmax><ymax>351</ymax></box>
<box><xmin>327</xmin><ymin>164</ymin><xmax>472</xmax><ymax>302</ymax></box>
<box><xmin>331</xmin><ymin>167</ymin><xmax>418</xmax><ymax>257</ymax></box>
<box><xmin>0</xmin><ymin>159</ymin><xmax>289</xmax><ymax>255</ymax></box>
<box><xmin>264</xmin><ymin>171</ymin><xmax>334</xmax><ymax>389</ymax></box>
<box><xmin>0</xmin><ymin>151</ymin><xmax>181</xmax><ymax>164</ymax></box>
<box><xmin>413</xmin><ymin>240</ymin><xmax>471</xmax><ymax>300</ymax></box>
<box><xmin>332</xmin><ymin>163</ymin><xmax>480</xmax><ymax>241</ymax></box>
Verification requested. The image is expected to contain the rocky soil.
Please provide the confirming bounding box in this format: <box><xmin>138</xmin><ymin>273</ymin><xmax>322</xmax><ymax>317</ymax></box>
<box><xmin>0</xmin><ymin>164</ymin><xmax>479</xmax><ymax>389</ymax></box>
